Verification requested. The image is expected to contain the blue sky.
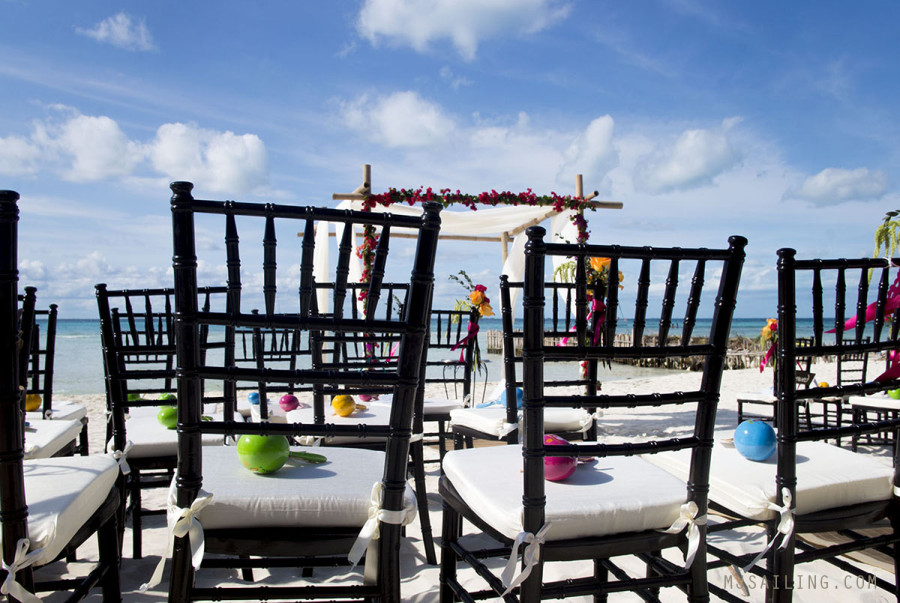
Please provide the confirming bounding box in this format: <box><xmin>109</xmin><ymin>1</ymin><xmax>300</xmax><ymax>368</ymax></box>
<box><xmin>1</xmin><ymin>0</ymin><xmax>898</xmax><ymax>318</ymax></box>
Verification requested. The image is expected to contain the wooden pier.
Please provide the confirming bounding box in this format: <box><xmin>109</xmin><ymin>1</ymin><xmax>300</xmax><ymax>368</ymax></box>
<box><xmin>483</xmin><ymin>330</ymin><xmax>764</xmax><ymax>371</ymax></box>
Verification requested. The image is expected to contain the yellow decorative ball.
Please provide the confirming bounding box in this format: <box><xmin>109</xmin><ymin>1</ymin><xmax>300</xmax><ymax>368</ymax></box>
<box><xmin>332</xmin><ymin>394</ymin><xmax>367</xmax><ymax>417</ymax></box>
<box><xmin>818</xmin><ymin>382</ymin><xmax>829</xmax><ymax>388</ymax></box>
<box><xmin>25</xmin><ymin>394</ymin><xmax>42</xmax><ymax>412</ymax></box>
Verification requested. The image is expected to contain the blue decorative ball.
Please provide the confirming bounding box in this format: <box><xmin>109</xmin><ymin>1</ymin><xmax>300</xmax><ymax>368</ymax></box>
<box><xmin>734</xmin><ymin>420</ymin><xmax>776</xmax><ymax>462</ymax></box>
<box><xmin>248</xmin><ymin>392</ymin><xmax>260</xmax><ymax>405</ymax></box>
<box><xmin>500</xmin><ymin>387</ymin><xmax>524</xmax><ymax>409</ymax></box>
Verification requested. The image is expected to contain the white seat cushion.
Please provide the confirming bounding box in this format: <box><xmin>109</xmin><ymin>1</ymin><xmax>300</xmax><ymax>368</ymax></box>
<box><xmin>24</xmin><ymin>419</ymin><xmax>82</xmax><ymax>459</ymax></box>
<box><xmin>736</xmin><ymin>390</ymin><xmax>776</xmax><ymax>403</ymax></box>
<box><xmin>126</xmin><ymin>413</ymin><xmax>244</xmax><ymax>459</ymax></box>
<box><xmin>422</xmin><ymin>398</ymin><xmax>465</xmax><ymax>416</ymax></box>
<box><xmin>10</xmin><ymin>455</ymin><xmax>119</xmax><ymax>566</ymax></box>
<box><xmin>174</xmin><ymin>446</ymin><xmax>416</xmax><ymax>530</ymax></box>
<box><xmin>285</xmin><ymin>404</ymin><xmax>420</xmax><ymax>445</ymax></box>
<box><xmin>847</xmin><ymin>394</ymin><xmax>900</xmax><ymax>412</ymax></box>
<box><xmin>442</xmin><ymin>444</ymin><xmax>686</xmax><ymax>541</ymax></box>
<box><xmin>645</xmin><ymin>435</ymin><xmax>894</xmax><ymax>521</ymax></box>
<box><xmin>364</xmin><ymin>393</ymin><xmax>461</xmax><ymax>417</ymax></box>
<box><xmin>450</xmin><ymin>407</ymin><xmax>592</xmax><ymax>438</ymax></box>
<box><xmin>450</xmin><ymin>407</ymin><xmax>517</xmax><ymax>438</ymax></box>
<box><xmin>26</xmin><ymin>402</ymin><xmax>87</xmax><ymax>422</ymax></box>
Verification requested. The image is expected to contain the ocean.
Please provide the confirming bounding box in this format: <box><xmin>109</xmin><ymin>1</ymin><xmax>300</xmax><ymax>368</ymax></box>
<box><xmin>45</xmin><ymin>317</ymin><xmax>845</xmax><ymax>396</ymax></box>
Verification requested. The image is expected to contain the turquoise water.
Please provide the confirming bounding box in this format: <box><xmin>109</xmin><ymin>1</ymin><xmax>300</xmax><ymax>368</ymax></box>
<box><xmin>45</xmin><ymin>317</ymin><xmax>841</xmax><ymax>395</ymax></box>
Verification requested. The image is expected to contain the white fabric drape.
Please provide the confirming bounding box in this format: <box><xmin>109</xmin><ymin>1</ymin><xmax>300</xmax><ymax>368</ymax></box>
<box><xmin>313</xmin><ymin>201</ymin><xmax>579</xmax><ymax>314</ymax></box>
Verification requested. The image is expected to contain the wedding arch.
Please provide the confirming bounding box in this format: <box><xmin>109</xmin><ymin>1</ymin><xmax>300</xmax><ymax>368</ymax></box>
<box><xmin>311</xmin><ymin>165</ymin><xmax>623</xmax><ymax>311</ymax></box>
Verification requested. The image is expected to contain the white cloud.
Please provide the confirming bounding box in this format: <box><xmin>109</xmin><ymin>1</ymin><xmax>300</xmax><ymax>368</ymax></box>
<box><xmin>357</xmin><ymin>0</ymin><xmax>571</xmax><ymax>60</ymax></box>
<box><xmin>0</xmin><ymin>109</ymin><xmax>270</xmax><ymax>193</ymax></box>
<box><xmin>633</xmin><ymin>119</ymin><xmax>742</xmax><ymax>194</ymax></box>
<box><xmin>560</xmin><ymin>116</ymin><xmax>617</xmax><ymax>183</ymax></box>
<box><xmin>341</xmin><ymin>91</ymin><xmax>455</xmax><ymax>148</ymax></box>
<box><xmin>76</xmin><ymin>13</ymin><xmax>156</xmax><ymax>51</ymax></box>
<box><xmin>789</xmin><ymin>167</ymin><xmax>888</xmax><ymax>205</ymax></box>
<box><xmin>338</xmin><ymin>91</ymin><xmax>619</xmax><ymax>195</ymax></box>
<box><xmin>149</xmin><ymin>123</ymin><xmax>269</xmax><ymax>195</ymax></box>
<box><xmin>46</xmin><ymin>115</ymin><xmax>144</xmax><ymax>182</ymax></box>
<box><xmin>0</xmin><ymin>135</ymin><xmax>40</xmax><ymax>176</ymax></box>
<box><xmin>439</xmin><ymin>66</ymin><xmax>473</xmax><ymax>90</ymax></box>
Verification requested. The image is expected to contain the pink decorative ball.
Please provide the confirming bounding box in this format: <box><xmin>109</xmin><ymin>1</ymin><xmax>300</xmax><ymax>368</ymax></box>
<box><xmin>279</xmin><ymin>394</ymin><xmax>300</xmax><ymax>412</ymax></box>
<box><xmin>544</xmin><ymin>434</ymin><xmax>577</xmax><ymax>482</ymax></box>
<box><xmin>357</xmin><ymin>394</ymin><xmax>373</xmax><ymax>402</ymax></box>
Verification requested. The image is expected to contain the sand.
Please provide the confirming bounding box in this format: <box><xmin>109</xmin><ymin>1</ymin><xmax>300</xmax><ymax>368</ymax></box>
<box><xmin>40</xmin><ymin>360</ymin><xmax>896</xmax><ymax>601</ymax></box>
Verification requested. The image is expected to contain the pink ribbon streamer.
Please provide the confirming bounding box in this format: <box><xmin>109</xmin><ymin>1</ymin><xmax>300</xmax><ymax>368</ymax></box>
<box><xmin>451</xmin><ymin>321</ymin><xmax>479</xmax><ymax>362</ymax></box>
<box><xmin>557</xmin><ymin>298</ymin><xmax>606</xmax><ymax>347</ymax></box>
<box><xmin>876</xmin><ymin>349</ymin><xmax>900</xmax><ymax>382</ymax></box>
<box><xmin>759</xmin><ymin>342</ymin><xmax>776</xmax><ymax>373</ymax></box>
<box><xmin>828</xmin><ymin>271</ymin><xmax>900</xmax><ymax>333</ymax></box>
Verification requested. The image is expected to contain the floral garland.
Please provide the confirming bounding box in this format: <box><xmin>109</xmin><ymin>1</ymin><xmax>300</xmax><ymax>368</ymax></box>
<box><xmin>356</xmin><ymin>187</ymin><xmax>596</xmax><ymax>309</ymax></box>
<box><xmin>759</xmin><ymin>318</ymin><xmax>778</xmax><ymax>372</ymax></box>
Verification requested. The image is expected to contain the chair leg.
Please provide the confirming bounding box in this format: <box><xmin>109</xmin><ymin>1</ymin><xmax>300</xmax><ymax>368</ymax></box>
<box><xmin>437</xmin><ymin>420</ymin><xmax>448</xmax><ymax>463</ymax></box>
<box><xmin>770</xmin><ymin>527</ymin><xmax>794</xmax><ymax>603</ymax></box>
<box><xmin>131</xmin><ymin>468</ymin><xmax>143</xmax><ymax>559</ymax></box>
<box><xmin>409</xmin><ymin>441</ymin><xmax>437</xmax><ymax>565</ymax></box>
<box><xmin>440</xmin><ymin>498</ymin><xmax>460</xmax><ymax>603</ymax></box>
<box><xmin>688</xmin><ymin>538</ymin><xmax>709</xmax><ymax>603</ymax></box>
<box><xmin>168</xmin><ymin>534</ymin><xmax>194</xmax><ymax>602</ymax></box>
<box><xmin>80</xmin><ymin>417</ymin><xmax>89</xmax><ymax>456</ymax></box>
<box><xmin>594</xmin><ymin>559</ymin><xmax>608</xmax><ymax>603</ymax></box>
<box><xmin>645</xmin><ymin>550</ymin><xmax>661</xmax><ymax>598</ymax></box>
<box><xmin>98</xmin><ymin>508</ymin><xmax>122</xmax><ymax>602</ymax></box>
<box><xmin>239</xmin><ymin>555</ymin><xmax>254</xmax><ymax>582</ymax></box>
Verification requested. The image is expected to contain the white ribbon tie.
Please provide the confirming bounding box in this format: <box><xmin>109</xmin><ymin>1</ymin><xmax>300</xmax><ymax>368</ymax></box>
<box><xmin>106</xmin><ymin>439</ymin><xmax>134</xmax><ymax>475</ymax></box>
<box><xmin>500</xmin><ymin>522</ymin><xmax>551</xmax><ymax>596</ymax></box>
<box><xmin>348</xmin><ymin>482</ymin><xmax>416</xmax><ymax>568</ymax></box>
<box><xmin>140</xmin><ymin>492</ymin><xmax>213</xmax><ymax>592</ymax></box>
<box><xmin>743</xmin><ymin>488</ymin><xmax>794</xmax><ymax>572</ymax></box>
<box><xmin>659</xmin><ymin>501</ymin><xmax>707</xmax><ymax>570</ymax></box>
<box><xmin>1</xmin><ymin>538</ymin><xmax>43</xmax><ymax>603</ymax></box>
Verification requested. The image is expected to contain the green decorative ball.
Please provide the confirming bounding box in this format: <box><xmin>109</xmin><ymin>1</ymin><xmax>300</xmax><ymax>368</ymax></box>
<box><xmin>237</xmin><ymin>435</ymin><xmax>290</xmax><ymax>474</ymax></box>
<box><xmin>157</xmin><ymin>406</ymin><xmax>177</xmax><ymax>430</ymax></box>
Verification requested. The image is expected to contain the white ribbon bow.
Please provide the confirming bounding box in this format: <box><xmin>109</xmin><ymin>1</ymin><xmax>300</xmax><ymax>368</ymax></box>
<box><xmin>1</xmin><ymin>538</ymin><xmax>44</xmax><ymax>603</ymax></box>
<box><xmin>348</xmin><ymin>483</ymin><xmax>416</xmax><ymax>569</ymax></box>
<box><xmin>106</xmin><ymin>439</ymin><xmax>134</xmax><ymax>475</ymax></box>
<box><xmin>743</xmin><ymin>488</ymin><xmax>794</xmax><ymax>572</ymax></box>
<box><xmin>500</xmin><ymin>522</ymin><xmax>551</xmax><ymax>596</ymax></box>
<box><xmin>140</xmin><ymin>492</ymin><xmax>214</xmax><ymax>592</ymax></box>
<box><xmin>659</xmin><ymin>501</ymin><xmax>707</xmax><ymax>570</ymax></box>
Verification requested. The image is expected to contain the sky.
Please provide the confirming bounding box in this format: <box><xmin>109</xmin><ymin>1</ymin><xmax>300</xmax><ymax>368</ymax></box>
<box><xmin>1</xmin><ymin>0</ymin><xmax>899</xmax><ymax>319</ymax></box>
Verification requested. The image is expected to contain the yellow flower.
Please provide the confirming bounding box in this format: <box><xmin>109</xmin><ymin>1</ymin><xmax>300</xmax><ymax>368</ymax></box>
<box><xmin>761</xmin><ymin>318</ymin><xmax>777</xmax><ymax>342</ymax></box>
<box><xmin>590</xmin><ymin>257</ymin><xmax>611</xmax><ymax>272</ymax></box>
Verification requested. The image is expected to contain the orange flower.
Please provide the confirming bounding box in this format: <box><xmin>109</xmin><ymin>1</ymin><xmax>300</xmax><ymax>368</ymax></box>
<box><xmin>469</xmin><ymin>290</ymin><xmax>485</xmax><ymax>306</ymax></box>
<box><xmin>479</xmin><ymin>302</ymin><xmax>494</xmax><ymax>317</ymax></box>
<box><xmin>590</xmin><ymin>257</ymin><xmax>611</xmax><ymax>272</ymax></box>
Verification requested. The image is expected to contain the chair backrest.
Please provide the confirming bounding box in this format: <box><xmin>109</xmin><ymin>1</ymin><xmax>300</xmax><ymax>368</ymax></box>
<box><xmin>15</xmin><ymin>287</ymin><xmax>37</xmax><ymax>398</ymax></box>
<box><xmin>168</xmin><ymin>181</ymin><xmax>442</xmax><ymax>529</ymax></box>
<box><xmin>498</xmin><ymin>276</ymin><xmax>600</xmax><ymax>442</ymax></box>
<box><xmin>22</xmin><ymin>302</ymin><xmax>58</xmax><ymax>417</ymax></box>
<box><xmin>520</xmin><ymin>227</ymin><xmax>746</xmax><ymax>539</ymax></box>
<box><xmin>775</xmin><ymin>251</ymin><xmax>900</xmax><ymax>501</ymax></box>
<box><xmin>96</xmin><ymin>285</ymin><xmax>229</xmax><ymax>452</ymax></box>
<box><xmin>0</xmin><ymin>190</ymin><xmax>31</xmax><ymax>580</ymax></box>
<box><xmin>423</xmin><ymin>307</ymin><xmax>479</xmax><ymax>403</ymax></box>
<box><xmin>836</xmin><ymin>337</ymin><xmax>869</xmax><ymax>386</ymax></box>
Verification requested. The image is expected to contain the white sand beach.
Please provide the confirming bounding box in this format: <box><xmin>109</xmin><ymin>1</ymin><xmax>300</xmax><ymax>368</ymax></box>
<box><xmin>47</xmin><ymin>359</ymin><xmax>895</xmax><ymax>602</ymax></box>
